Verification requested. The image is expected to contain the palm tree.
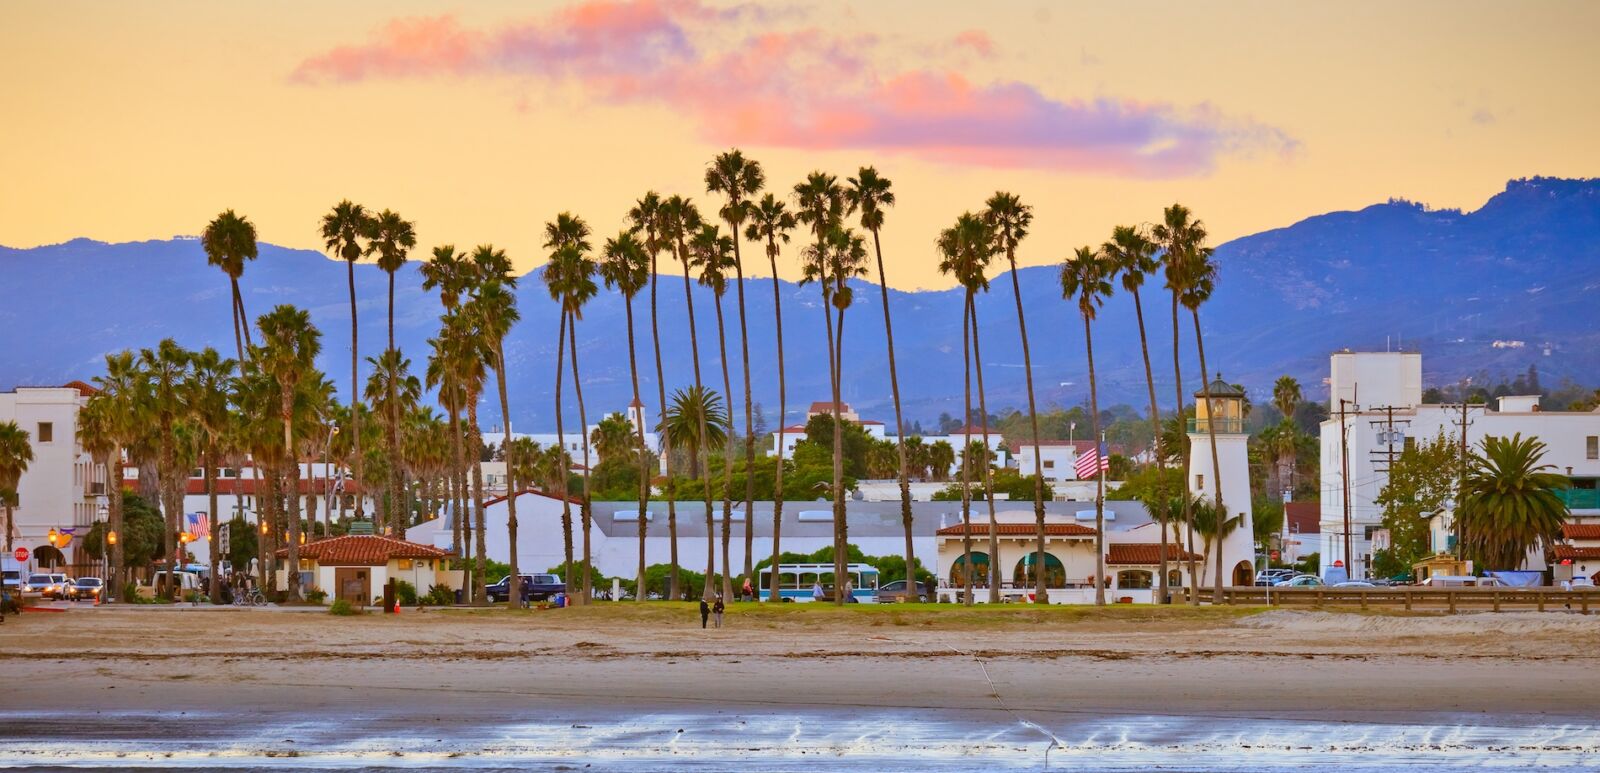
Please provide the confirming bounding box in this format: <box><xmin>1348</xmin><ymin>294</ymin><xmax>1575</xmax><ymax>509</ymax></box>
<box><xmin>469</xmin><ymin>244</ymin><xmax>522</xmax><ymax>604</ymax></box>
<box><xmin>937</xmin><ymin>212</ymin><xmax>995</xmax><ymax>605</ymax></box>
<box><xmin>1273</xmin><ymin>375</ymin><xmax>1302</xmax><ymax>423</ymax></box>
<box><xmin>91</xmin><ymin>350</ymin><xmax>144</xmax><ymax>600</ymax></box>
<box><xmin>1272</xmin><ymin>375</ymin><xmax>1303</xmax><ymax>499</ymax></box>
<box><xmin>545</xmin><ymin>214</ymin><xmax>598</xmax><ymax>602</ymax></box>
<box><xmin>1153</xmin><ymin>204</ymin><xmax>1203</xmax><ymax>602</ymax></box>
<box><xmin>422</xmin><ymin>246</ymin><xmax>472</xmax><ymax>558</ymax></box>
<box><xmin>364</xmin><ymin>349</ymin><xmax>421</xmax><ymax>528</ymax></box>
<box><xmin>75</xmin><ymin>399</ymin><xmax>116</xmax><ymax>579</ymax></box>
<box><xmin>0</xmin><ymin>421</ymin><xmax>32</xmax><ymax>557</ymax></box>
<box><xmin>256</xmin><ymin>306</ymin><xmax>322</xmax><ymax>600</ymax></box>
<box><xmin>1458</xmin><ymin>433</ymin><xmax>1569</xmax><ymax>570</ymax></box>
<box><xmin>1172</xmin><ymin>226</ymin><xmax>1226</xmax><ymax>595</ymax></box>
<box><xmin>1102</xmin><ymin>224</ymin><xmax>1171</xmax><ymax>601</ymax></box>
<box><xmin>980</xmin><ymin>192</ymin><xmax>1050</xmax><ymax>601</ymax></box>
<box><xmin>184</xmin><ymin>347</ymin><xmax>237</xmax><ymax>603</ymax></box>
<box><xmin>139</xmin><ymin>339</ymin><xmax>191</xmax><ymax>594</ymax></box>
<box><xmin>794</xmin><ymin>171</ymin><xmax>853</xmax><ymax>603</ymax></box>
<box><xmin>693</xmin><ymin>222</ymin><xmax>740</xmax><ymax>601</ymax></box>
<box><xmin>706</xmin><ymin>149</ymin><xmax>766</xmax><ymax>587</ymax></box>
<box><xmin>202</xmin><ymin>209</ymin><xmax>259</xmax><ymax>362</ymax></box>
<box><xmin>662</xmin><ymin>195</ymin><xmax>718</xmax><ymax>599</ymax></box>
<box><xmin>321</xmin><ymin>200</ymin><xmax>373</xmax><ymax>521</ymax></box>
<box><xmin>629</xmin><ymin>191</ymin><xmax>681</xmax><ymax>600</ymax></box>
<box><xmin>847</xmin><ymin>166</ymin><xmax>919</xmax><ymax>601</ymax></box>
<box><xmin>431</xmin><ymin>309</ymin><xmax>490</xmax><ymax>602</ymax></box>
<box><xmin>1189</xmin><ymin>497</ymin><xmax>1244</xmax><ymax>585</ymax></box>
<box><xmin>928</xmin><ymin>440</ymin><xmax>955</xmax><ymax>483</ymax></box>
<box><xmin>366</xmin><ymin>209</ymin><xmax>417</xmax><ymax>535</ymax></box>
<box><xmin>744</xmin><ymin>193</ymin><xmax>796</xmax><ymax>601</ymax></box>
<box><xmin>1061</xmin><ymin>245</ymin><xmax>1117</xmax><ymax>605</ymax></box>
<box><xmin>590</xmin><ymin>413</ymin><xmax>636</xmax><ymax>463</ymax></box>
<box><xmin>600</xmin><ymin>230</ymin><xmax>653</xmax><ymax>599</ymax></box>
<box><xmin>660</xmin><ymin>387</ymin><xmax>730</xmax><ymax>489</ymax></box>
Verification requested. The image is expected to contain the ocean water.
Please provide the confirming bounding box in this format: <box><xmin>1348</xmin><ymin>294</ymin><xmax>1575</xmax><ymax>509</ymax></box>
<box><xmin>2</xmin><ymin>709</ymin><xmax>1595</xmax><ymax>771</ymax></box>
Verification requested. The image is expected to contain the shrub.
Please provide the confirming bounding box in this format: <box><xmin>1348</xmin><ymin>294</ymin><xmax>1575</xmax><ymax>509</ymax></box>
<box><xmin>394</xmin><ymin>580</ymin><xmax>418</xmax><ymax>606</ymax></box>
<box><xmin>183</xmin><ymin>590</ymin><xmax>204</xmax><ymax>604</ymax></box>
<box><xmin>328</xmin><ymin>598</ymin><xmax>361</xmax><ymax>616</ymax></box>
<box><xmin>304</xmin><ymin>587</ymin><xmax>327</xmax><ymax>605</ymax></box>
<box><xmin>424</xmin><ymin>584</ymin><xmax>455</xmax><ymax>606</ymax></box>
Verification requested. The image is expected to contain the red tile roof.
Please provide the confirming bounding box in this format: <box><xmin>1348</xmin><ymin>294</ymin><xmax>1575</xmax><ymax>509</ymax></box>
<box><xmin>1285</xmin><ymin>502</ymin><xmax>1321</xmax><ymax>535</ymax></box>
<box><xmin>1107</xmin><ymin>543</ymin><xmax>1203</xmax><ymax>565</ymax></box>
<box><xmin>62</xmin><ymin>380</ymin><xmax>100</xmax><ymax>397</ymax></box>
<box><xmin>936</xmin><ymin>522</ymin><xmax>1095</xmax><ymax>537</ymax></box>
<box><xmin>483</xmin><ymin>488</ymin><xmax>584</xmax><ymax>506</ymax></box>
<box><xmin>808</xmin><ymin>401</ymin><xmax>852</xmax><ymax>414</ymax></box>
<box><xmin>275</xmin><ymin>535</ymin><xmax>451</xmax><ymax>566</ymax></box>
<box><xmin>1561</xmin><ymin>524</ymin><xmax>1600</xmax><ymax>540</ymax></box>
<box><xmin>1553</xmin><ymin>545</ymin><xmax>1600</xmax><ymax>561</ymax></box>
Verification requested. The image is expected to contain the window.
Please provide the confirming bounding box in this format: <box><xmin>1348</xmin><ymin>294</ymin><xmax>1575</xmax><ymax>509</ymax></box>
<box><xmin>1012</xmin><ymin>552</ymin><xmax>1065</xmax><ymax>587</ymax></box>
<box><xmin>1168</xmin><ymin>569</ymin><xmax>1184</xmax><ymax>588</ymax></box>
<box><xmin>1043</xmin><ymin>460</ymin><xmax>1055</xmax><ymax>469</ymax></box>
<box><xmin>37</xmin><ymin>422</ymin><xmax>53</xmax><ymax>442</ymax></box>
<box><xmin>1404</xmin><ymin>436</ymin><xmax>1416</xmax><ymax>451</ymax></box>
<box><xmin>1116</xmin><ymin>570</ymin><xmax>1154</xmax><ymax>589</ymax></box>
<box><xmin>1195</xmin><ymin>474</ymin><xmax>1205</xmax><ymax>491</ymax></box>
<box><xmin>1588</xmin><ymin>436</ymin><xmax>1598</xmax><ymax>460</ymax></box>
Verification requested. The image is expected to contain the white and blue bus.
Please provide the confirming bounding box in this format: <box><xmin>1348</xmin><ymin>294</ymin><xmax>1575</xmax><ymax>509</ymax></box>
<box><xmin>759</xmin><ymin>563</ymin><xmax>879</xmax><ymax>603</ymax></box>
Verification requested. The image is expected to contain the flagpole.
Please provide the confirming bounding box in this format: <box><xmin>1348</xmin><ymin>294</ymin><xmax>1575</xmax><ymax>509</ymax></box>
<box><xmin>1098</xmin><ymin>431</ymin><xmax>1107</xmax><ymax>597</ymax></box>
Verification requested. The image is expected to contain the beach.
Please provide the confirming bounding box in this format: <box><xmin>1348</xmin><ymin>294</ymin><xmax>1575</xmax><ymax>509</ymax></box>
<box><xmin>3</xmin><ymin>604</ymin><xmax>1598</xmax><ymax>770</ymax></box>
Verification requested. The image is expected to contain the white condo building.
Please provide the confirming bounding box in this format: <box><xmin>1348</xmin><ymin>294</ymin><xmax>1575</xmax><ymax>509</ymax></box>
<box><xmin>1319</xmin><ymin>351</ymin><xmax>1600</xmax><ymax>578</ymax></box>
<box><xmin>1</xmin><ymin>382</ymin><xmax>104</xmax><ymax>569</ymax></box>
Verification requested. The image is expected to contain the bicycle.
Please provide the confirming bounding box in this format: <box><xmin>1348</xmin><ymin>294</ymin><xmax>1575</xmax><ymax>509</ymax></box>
<box><xmin>232</xmin><ymin>589</ymin><xmax>266</xmax><ymax>607</ymax></box>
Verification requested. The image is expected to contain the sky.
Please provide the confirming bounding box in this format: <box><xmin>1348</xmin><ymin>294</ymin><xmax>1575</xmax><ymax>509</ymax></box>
<box><xmin>3</xmin><ymin>0</ymin><xmax>1597</xmax><ymax>289</ymax></box>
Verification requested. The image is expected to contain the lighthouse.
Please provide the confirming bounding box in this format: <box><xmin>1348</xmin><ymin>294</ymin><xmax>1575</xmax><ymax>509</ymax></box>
<box><xmin>1185</xmin><ymin>374</ymin><xmax>1258</xmax><ymax>587</ymax></box>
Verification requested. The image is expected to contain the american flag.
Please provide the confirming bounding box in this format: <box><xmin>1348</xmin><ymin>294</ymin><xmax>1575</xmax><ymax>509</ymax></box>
<box><xmin>1074</xmin><ymin>442</ymin><xmax>1110</xmax><ymax>479</ymax></box>
<box><xmin>186</xmin><ymin>512</ymin><xmax>210</xmax><ymax>540</ymax></box>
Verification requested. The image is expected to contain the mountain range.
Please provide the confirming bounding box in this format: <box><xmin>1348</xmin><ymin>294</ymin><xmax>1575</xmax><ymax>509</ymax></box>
<box><xmin>3</xmin><ymin>176</ymin><xmax>1598</xmax><ymax>431</ymax></box>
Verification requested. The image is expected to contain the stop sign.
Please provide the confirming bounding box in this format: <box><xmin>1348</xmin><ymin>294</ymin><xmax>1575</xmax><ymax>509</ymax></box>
<box><xmin>1270</xmin><ymin>550</ymin><xmax>1280</xmax><ymax>561</ymax></box>
<box><xmin>12</xmin><ymin>547</ymin><xmax>27</xmax><ymax>562</ymax></box>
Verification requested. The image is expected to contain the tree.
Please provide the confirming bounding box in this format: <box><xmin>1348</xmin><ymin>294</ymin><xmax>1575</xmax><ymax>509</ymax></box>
<box><xmin>693</xmin><ymin>222</ymin><xmax>741</xmax><ymax>601</ymax></box>
<box><xmin>1372</xmin><ymin>432</ymin><xmax>1458</xmax><ymax>577</ymax></box>
<box><xmin>428</xmin><ymin>308</ymin><xmax>489</xmax><ymax>602</ymax></box>
<box><xmin>365</xmin><ymin>209</ymin><xmax>417</xmax><ymax>537</ymax></box>
<box><xmin>1153</xmin><ymin>204</ymin><xmax>1205</xmax><ymax>601</ymax></box>
<box><xmin>660</xmin><ymin>387</ymin><xmax>730</xmax><ymax>488</ymax></box>
<box><xmin>139</xmin><ymin>339</ymin><xmax>192</xmax><ymax>595</ymax></box>
<box><xmin>1102</xmin><ymin>223</ymin><xmax>1173</xmax><ymax>602</ymax></box>
<box><xmin>202</xmin><ymin>209</ymin><xmax>259</xmax><ymax>363</ymax></box>
<box><xmin>1458</xmin><ymin>433</ymin><xmax>1569</xmax><ymax>571</ymax></box>
<box><xmin>422</xmin><ymin>245</ymin><xmax>473</xmax><ymax>560</ymax></box>
<box><xmin>469</xmin><ymin>244</ymin><xmax>522</xmax><ymax>605</ymax></box>
<box><xmin>744</xmin><ymin>192</ymin><xmax>797</xmax><ymax>600</ymax></box>
<box><xmin>662</xmin><ymin>194</ymin><xmax>718</xmax><ymax>599</ymax></box>
<box><xmin>1061</xmin><ymin>245</ymin><xmax>1117</xmax><ymax>605</ymax></box>
<box><xmin>183</xmin><ymin>347</ymin><xmax>237</xmax><ymax>603</ymax></box>
<box><xmin>545</xmin><ymin>214</ymin><xmax>598</xmax><ymax>602</ymax></box>
<box><xmin>706</xmin><ymin>149</ymin><xmax>766</xmax><ymax>587</ymax></box>
<box><xmin>0</xmin><ymin>420</ymin><xmax>32</xmax><ymax>557</ymax></box>
<box><xmin>937</xmin><ymin>212</ymin><xmax>995</xmax><ymax>604</ymax></box>
<box><xmin>363</xmin><ymin>349</ymin><xmax>421</xmax><ymax>529</ymax></box>
<box><xmin>629</xmin><ymin>191</ymin><xmax>683</xmax><ymax>601</ymax></box>
<box><xmin>88</xmin><ymin>350</ymin><xmax>144</xmax><ymax>600</ymax></box>
<box><xmin>927</xmin><ymin>440</ymin><xmax>956</xmax><ymax>482</ymax></box>
<box><xmin>256</xmin><ymin>306</ymin><xmax>322</xmax><ymax>600</ymax></box>
<box><xmin>597</xmin><ymin>230</ymin><xmax>654</xmax><ymax>599</ymax></box>
<box><xmin>321</xmin><ymin>200</ymin><xmax>373</xmax><ymax>521</ymax></box>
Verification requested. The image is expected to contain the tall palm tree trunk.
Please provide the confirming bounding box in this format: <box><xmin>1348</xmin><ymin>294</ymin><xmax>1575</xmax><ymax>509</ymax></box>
<box><xmin>388</xmin><ymin>272</ymin><xmax>401</xmax><ymax>536</ymax></box>
<box><xmin>712</xmin><ymin>292</ymin><xmax>736</xmax><ymax>603</ymax></box>
<box><xmin>869</xmin><ymin>229</ymin><xmax>917</xmax><ymax>603</ymax></box>
<box><xmin>624</xmin><ymin>296</ymin><xmax>650</xmax><ymax>601</ymax></box>
<box><xmin>1193</xmin><ymin>309</ymin><xmax>1227</xmax><ymax>595</ymax></box>
<box><xmin>348</xmin><ymin>262</ymin><xmax>365</xmax><ymax>521</ymax></box>
<box><xmin>1171</xmin><ymin>292</ymin><xmax>1200</xmax><ymax>603</ymax></box>
<box><xmin>282</xmin><ymin>400</ymin><xmax>302</xmax><ymax>600</ymax></box>
<box><xmin>649</xmin><ymin>253</ymin><xmax>679</xmax><ymax>600</ymax></box>
<box><xmin>731</xmin><ymin>233</ymin><xmax>757</xmax><ymax>588</ymax></box>
<box><xmin>553</xmin><ymin>310</ymin><xmax>572</xmax><ymax>599</ymax></box>
<box><xmin>677</xmin><ymin>252</ymin><xmax>715</xmax><ymax>600</ymax></box>
<box><xmin>109</xmin><ymin>445</ymin><xmax>124</xmax><ymax>601</ymax></box>
<box><xmin>766</xmin><ymin>246</ymin><xmax>788</xmax><ymax>602</ymax></box>
<box><xmin>568</xmin><ymin>319</ymin><xmax>595</xmax><ymax>604</ymax></box>
<box><xmin>819</xmin><ymin>284</ymin><xmax>845</xmax><ymax>605</ymax></box>
<box><xmin>496</xmin><ymin>338</ymin><xmax>522</xmax><ymax>607</ymax></box>
<box><xmin>1131</xmin><ymin>287</ymin><xmax>1171</xmax><ymax>603</ymax></box>
<box><xmin>468</xmin><ymin>399</ymin><xmax>488</xmax><ymax>604</ymax></box>
<box><xmin>229</xmin><ymin>279</ymin><xmax>246</xmax><ymax>363</ymax></box>
<box><xmin>206</xmin><ymin>445</ymin><xmax>221</xmax><ymax>604</ymax></box>
<box><xmin>1002</xmin><ymin>256</ymin><xmax>1050</xmax><ymax>603</ymax></box>
<box><xmin>1084</xmin><ymin>313</ymin><xmax>1106</xmax><ymax>606</ymax></box>
<box><xmin>959</xmin><ymin>291</ymin><xmax>975</xmax><ymax>606</ymax></box>
<box><xmin>968</xmin><ymin>302</ymin><xmax>1001</xmax><ymax>604</ymax></box>
<box><xmin>448</xmin><ymin>404</ymin><xmax>464</xmax><ymax>560</ymax></box>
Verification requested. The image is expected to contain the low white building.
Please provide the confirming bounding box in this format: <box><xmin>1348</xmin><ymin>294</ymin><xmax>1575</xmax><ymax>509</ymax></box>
<box><xmin>1319</xmin><ymin>351</ymin><xmax>1600</xmax><ymax>578</ymax></box>
<box><xmin>773</xmin><ymin>401</ymin><xmax>887</xmax><ymax>460</ymax></box>
<box><xmin>1</xmin><ymin>382</ymin><xmax>103</xmax><ymax>571</ymax></box>
<box><xmin>1010</xmin><ymin>440</ymin><xmax>1096</xmax><ymax>483</ymax></box>
<box><xmin>482</xmin><ymin>400</ymin><xmax>661</xmax><ymax>471</ymax></box>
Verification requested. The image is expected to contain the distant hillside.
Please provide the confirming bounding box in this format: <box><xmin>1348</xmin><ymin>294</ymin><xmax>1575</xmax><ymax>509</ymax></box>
<box><xmin>3</xmin><ymin>177</ymin><xmax>1597</xmax><ymax>430</ymax></box>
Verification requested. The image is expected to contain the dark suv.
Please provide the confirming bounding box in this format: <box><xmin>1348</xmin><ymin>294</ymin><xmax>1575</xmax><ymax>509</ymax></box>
<box><xmin>486</xmin><ymin>573</ymin><xmax>566</xmax><ymax>603</ymax></box>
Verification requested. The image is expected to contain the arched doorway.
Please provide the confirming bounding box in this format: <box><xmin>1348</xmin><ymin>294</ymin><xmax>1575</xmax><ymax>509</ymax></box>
<box><xmin>34</xmin><ymin>545</ymin><xmax>66</xmax><ymax>569</ymax></box>
<box><xmin>1013</xmin><ymin>552</ymin><xmax>1065</xmax><ymax>587</ymax></box>
<box><xmin>1232</xmin><ymin>560</ymin><xmax>1254</xmax><ymax>587</ymax></box>
<box><xmin>949</xmin><ymin>552</ymin><xmax>990</xmax><ymax>588</ymax></box>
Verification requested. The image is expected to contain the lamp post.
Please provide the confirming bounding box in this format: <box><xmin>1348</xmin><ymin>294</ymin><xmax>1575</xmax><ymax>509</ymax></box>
<box><xmin>105</xmin><ymin>528</ymin><xmax>118</xmax><ymax>602</ymax></box>
<box><xmin>97</xmin><ymin>502</ymin><xmax>110</xmax><ymax>595</ymax></box>
<box><xmin>322</xmin><ymin>425</ymin><xmax>339</xmax><ymax>539</ymax></box>
<box><xmin>46</xmin><ymin>528</ymin><xmax>60</xmax><ymax>570</ymax></box>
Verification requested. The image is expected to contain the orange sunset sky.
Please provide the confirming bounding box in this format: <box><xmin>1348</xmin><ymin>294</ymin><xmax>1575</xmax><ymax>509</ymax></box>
<box><xmin>3</xmin><ymin>0</ymin><xmax>1597</xmax><ymax>288</ymax></box>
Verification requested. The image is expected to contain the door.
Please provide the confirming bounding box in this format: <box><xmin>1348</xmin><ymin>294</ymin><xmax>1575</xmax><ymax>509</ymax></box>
<box><xmin>335</xmin><ymin>568</ymin><xmax>370</xmax><ymax>605</ymax></box>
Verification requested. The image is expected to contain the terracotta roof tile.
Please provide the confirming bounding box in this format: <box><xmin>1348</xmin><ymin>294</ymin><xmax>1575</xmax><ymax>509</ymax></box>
<box><xmin>936</xmin><ymin>522</ymin><xmax>1095</xmax><ymax>536</ymax></box>
<box><xmin>1553</xmin><ymin>545</ymin><xmax>1600</xmax><ymax>561</ymax></box>
<box><xmin>483</xmin><ymin>488</ymin><xmax>584</xmax><ymax>507</ymax></box>
<box><xmin>1561</xmin><ymin>524</ymin><xmax>1600</xmax><ymax>540</ymax></box>
<box><xmin>1285</xmin><ymin>502</ymin><xmax>1321</xmax><ymax>534</ymax></box>
<box><xmin>275</xmin><ymin>535</ymin><xmax>451</xmax><ymax>566</ymax></box>
<box><xmin>1107</xmin><ymin>543</ymin><xmax>1202</xmax><ymax>565</ymax></box>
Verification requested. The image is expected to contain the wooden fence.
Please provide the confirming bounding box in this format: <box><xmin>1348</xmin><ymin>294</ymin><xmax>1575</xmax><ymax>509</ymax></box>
<box><xmin>1188</xmin><ymin>587</ymin><xmax>1596</xmax><ymax>613</ymax></box>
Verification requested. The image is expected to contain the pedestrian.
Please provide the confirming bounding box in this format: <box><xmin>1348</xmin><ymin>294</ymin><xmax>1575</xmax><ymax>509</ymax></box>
<box><xmin>699</xmin><ymin>596</ymin><xmax>711</xmax><ymax>629</ymax></box>
<box><xmin>811</xmin><ymin>580</ymin><xmax>824</xmax><ymax>602</ymax></box>
<box><xmin>713</xmin><ymin>595</ymin><xmax>725</xmax><ymax>628</ymax></box>
<box><xmin>741</xmin><ymin>577</ymin><xmax>754</xmax><ymax>602</ymax></box>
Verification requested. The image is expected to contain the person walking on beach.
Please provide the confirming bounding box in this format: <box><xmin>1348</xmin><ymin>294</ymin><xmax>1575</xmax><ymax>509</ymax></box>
<box><xmin>741</xmin><ymin>577</ymin><xmax>754</xmax><ymax>602</ymax></box>
<box><xmin>811</xmin><ymin>580</ymin><xmax>824</xmax><ymax>602</ymax></box>
<box><xmin>699</xmin><ymin>597</ymin><xmax>711</xmax><ymax>629</ymax></box>
<box><xmin>713</xmin><ymin>595</ymin><xmax>725</xmax><ymax>628</ymax></box>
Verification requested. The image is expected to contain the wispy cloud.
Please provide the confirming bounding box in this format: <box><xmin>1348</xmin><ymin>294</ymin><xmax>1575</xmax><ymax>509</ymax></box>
<box><xmin>290</xmin><ymin>0</ymin><xmax>1295</xmax><ymax>177</ymax></box>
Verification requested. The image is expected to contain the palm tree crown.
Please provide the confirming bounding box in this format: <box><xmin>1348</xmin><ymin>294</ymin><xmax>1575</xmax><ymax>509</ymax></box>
<box><xmin>1459</xmin><ymin>433</ymin><xmax>1569</xmax><ymax>570</ymax></box>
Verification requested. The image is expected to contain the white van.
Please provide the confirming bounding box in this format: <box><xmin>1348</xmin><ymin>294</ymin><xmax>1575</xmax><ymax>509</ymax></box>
<box><xmin>140</xmin><ymin>571</ymin><xmax>203</xmax><ymax>598</ymax></box>
<box><xmin>1421</xmin><ymin>575</ymin><xmax>1502</xmax><ymax>588</ymax></box>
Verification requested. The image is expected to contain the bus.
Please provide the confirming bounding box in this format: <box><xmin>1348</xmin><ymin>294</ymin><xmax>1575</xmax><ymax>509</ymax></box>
<box><xmin>759</xmin><ymin>563</ymin><xmax>879</xmax><ymax>603</ymax></box>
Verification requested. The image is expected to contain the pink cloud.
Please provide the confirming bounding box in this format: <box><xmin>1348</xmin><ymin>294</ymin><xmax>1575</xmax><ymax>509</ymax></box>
<box><xmin>290</xmin><ymin>1</ymin><xmax>1295</xmax><ymax>177</ymax></box>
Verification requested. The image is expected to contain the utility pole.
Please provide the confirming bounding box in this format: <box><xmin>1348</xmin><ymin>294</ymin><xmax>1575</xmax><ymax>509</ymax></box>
<box><xmin>1338</xmin><ymin>397</ymin><xmax>1354</xmax><ymax>580</ymax></box>
<box><xmin>1450</xmin><ymin>378</ymin><xmax>1475</xmax><ymax>556</ymax></box>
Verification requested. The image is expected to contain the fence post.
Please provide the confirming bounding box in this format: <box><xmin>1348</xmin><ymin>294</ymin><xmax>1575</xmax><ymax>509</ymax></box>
<box><xmin>1360</xmin><ymin>590</ymin><xmax>1367</xmax><ymax>610</ymax></box>
<box><xmin>1537</xmin><ymin>591</ymin><xmax>1545</xmax><ymax>613</ymax></box>
<box><xmin>1492</xmin><ymin>589</ymin><xmax>1500</xmax><ymax>612</ymax></box>
<box><xmin>1583</xmin><ymin>593</ymin><xmax>1590</xmax><ymax>615</ymax></box>
<box><xmin>1448</xmin><ymin>591</ymin><xmax>1457</xmax><ymax>614</ymax></box>
<box><xmin>1404</xmin><ymin>589</ymin><xmax>1412</xmax><ymax>611</ymax></box>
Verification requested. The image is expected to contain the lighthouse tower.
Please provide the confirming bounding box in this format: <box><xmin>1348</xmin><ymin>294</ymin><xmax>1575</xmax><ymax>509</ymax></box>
<box><xmin>1186</xmin><ymin>374</ymin><xmax>1257</xmax><ymax>586</ymax></box>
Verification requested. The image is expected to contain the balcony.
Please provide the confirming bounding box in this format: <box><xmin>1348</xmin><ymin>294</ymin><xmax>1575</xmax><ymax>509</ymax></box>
<box><xmin>1186</xmin><ymin>417</ymin><xmax>1245</xmax><ymax>434</ymax></box>
<box><xmin>1556</xmin><ymin>488</ymin><xmax>1600</xmax><ymax>510</ymax></box>
<box><xmin>84</xmin><ymin>481</ymin><xmax>105</xmax><ymax>497</ymax></box>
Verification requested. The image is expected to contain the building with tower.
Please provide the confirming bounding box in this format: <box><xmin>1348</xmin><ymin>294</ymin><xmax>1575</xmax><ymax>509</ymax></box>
<box><xmin>1184</xmin><ymin>374</ymin><xmax>1260</xmax><ymax>586</ymax></box>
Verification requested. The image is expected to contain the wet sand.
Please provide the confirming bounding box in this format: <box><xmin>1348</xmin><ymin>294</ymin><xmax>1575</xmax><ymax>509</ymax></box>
<box><xmin>3</xmin><ymin>604</ymin><xmax>1598</xmax><ymax>770</ymax></box>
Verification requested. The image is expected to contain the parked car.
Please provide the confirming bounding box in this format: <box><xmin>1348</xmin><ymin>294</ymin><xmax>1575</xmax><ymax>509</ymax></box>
<box><xmin>1560</xmin><ymin>576</ymin><xmax>1596</xmax><ymax>591</ymax></box>
<box><xmin>1333</xmin><ymin>580</ymin><xmax>1376</xmax><ymax>588</ymax></box>
<box><xmin>1255</xmin><ymin>569</ymin><xmax>1297</xmax><ymax>586</ymax></box>
<box><xmin>1274</xmin><ymin>575</ymin><xmax>1325</xmax><ymax>587</ymax></box>
<box><xmin>1</xmin><ymin>569</ymin><xmax>20</xmax><ymax>591</ymax></box>
<box><xmin>66</xmin><ymin>577</ymin><xmax>105</xmax><ymax>601</ymax></box>
<box><xmin>874</xmin><ymin>580</ymin><xmax>935</xmax><ymax>603</ymax></box>
<box><xmin>486</xmin><ymin>573</ymin><xmax>566</xmax><ymax>603</ymax></box>
<box><xmin>141</xmin><ymin>571</ymin><xmax>203</xmax><ymax>598</ymax></box>
<box><xmin>1420</xmin><ymin>575</ymin><xmax>1502</xmax><ymax>588</ymax></box>
<box><xmin>21</xmin><ymin>573</ymin><xmax>56</xmax><ymax>596</ymax></box>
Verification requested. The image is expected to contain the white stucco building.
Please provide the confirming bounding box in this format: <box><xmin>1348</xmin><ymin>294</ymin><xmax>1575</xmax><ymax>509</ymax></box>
<box><xmin>1010</xmin><ymin>440</ymin><xmax>1096</xmax><ymax>483</ymax></box>
<box><xmin>1319</xmin><ymin>351</ymin><xmax>1600</xmax><ymax>579</ymax></box>
<box><xmin>1</xmin><ymin>382</ymin><xmax>103</xmax><ymax>570</ymax></box>
<box><xmin>483</xmin><ymin>399</ymin><xmax>661</xmax><ymax>472</ymax></box>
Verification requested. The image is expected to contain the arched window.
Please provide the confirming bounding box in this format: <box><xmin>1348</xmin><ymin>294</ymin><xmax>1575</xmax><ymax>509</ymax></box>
<box><xmin>1168</xmin><ymin>569</ymin><xmax>1184</xmax><ymax>588</ymax></box>
<box><xmin>949</xmin><ymin>552</ymin><xmax>990</xmax><ymax>588</ymax></box>
<box><xmin>1116</xmin><ymin>570</ymin><xmax>1153</xmax><ymax>589</ymax></box>
<box><xmin>1013</xmin><ymin>552</ymin><xmax>1065</xmax><ymax>587</ymax></box>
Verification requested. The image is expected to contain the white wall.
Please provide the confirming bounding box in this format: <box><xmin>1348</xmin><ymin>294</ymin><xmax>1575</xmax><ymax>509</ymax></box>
<box><xmin>1</xmin><ymin>387</ymin><xmax>98</xmax><ymax>568</ymax></box>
